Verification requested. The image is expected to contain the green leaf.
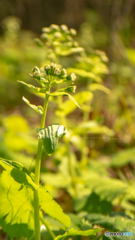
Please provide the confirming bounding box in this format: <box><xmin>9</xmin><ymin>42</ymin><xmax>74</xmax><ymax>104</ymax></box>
<box><xmin>86</xmin><ymin>213</ymin><xmax>135</xmax><ymax>233</ymax></box>
<box><xmin>34</xmin><ymin>38</ymin><xmax>44</xmax><ymax>47</ymax></box>
<box><xmin>18</xmin><ymin>80</ymin><xmax>47</xmax><ymax>93</ymax></box>
<box><xmin>37</xmin><ymin>124</ymin><xmax>67</xmax><ymax>155</ymax></box>
<box><xmin>73</xmin><ymin>121</ymin><xmax>114</xmax><ymax>136</ymax></box>
<box><xmin>0</xmin><ymin>171</ymin><xmax>34</xmax><ymax>238</ymax></box>
<box><xmin>88</xmin><ymin>83</ymin><xmax>111</xmax><ymax>94</ymax></box>
<box><xmin>74</xmin><ymin>192</ymin><xmax>112</xmax><ymax>215</ymax></box>
<box><xmin>22</xmin><ymin>96</ymin><xmax>43</xmax><ymax>114</ymax></box>
<box><xmin>55</xmin><ymin>47</ymin><xmax>84</xmax><ymax>56</ymax></box>
<box><xmin>39</xmin><ymin>187</ymin><xmax>71</xmax><ymax>229</ymax></box>
<box><xmin>67</xmin><ymin>68</ymin><xmax>102</xmax><ymax>82</ymax></box>
<box><xmin>110</xmin><ymin>148</ymin><xmax>135</xmax><ymax>167</ymax></box>
<box><xmin>84</xmin><ymin>175</ymin><xmax>127</xmax><ymax>202</ymax></box>
<box><xmin>57</xmin><ymin>86</ymin><xmax>76</xmax><ymax>93</ymax></box>
<box><xmin>54</xmin><ymin>227</ymin><xmax>103</xmax><ymax>240</ymax></box>
<box><xmin>0</xmin><ymin>158</ymin><xmax>37</xmax><ymax>190</ymax></box>
<box><xmin>0</xmin><ymin>170</ymin><xmax>71</xmax><ymax>237</ymax></box>
<box><xmin>56</xmin><ymin>91</ymin><xmax>93</xmax><ymax>116</ymax></box>
<box><xmin>50</xmin><ymin>91</ymin><xmax>80</xmax><ymax>109</ymax></box>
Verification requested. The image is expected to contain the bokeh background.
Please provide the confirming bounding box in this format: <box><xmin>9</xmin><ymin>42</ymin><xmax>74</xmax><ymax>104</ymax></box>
<box><xmin>1</xmin><ymin>0</ymin><xmax>135</xmax><ymax>239</ymax></box>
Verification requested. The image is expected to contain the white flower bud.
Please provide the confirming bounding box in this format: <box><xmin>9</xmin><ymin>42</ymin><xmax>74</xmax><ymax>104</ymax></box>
<box><xmin>70</xmin><ymin>73</ymin><xmax>76</xmax><ymax>81</ymax></box>
<box><xmin>60</xmin><ymin>69</ymin><xmax>67</xmax><ymax>78</ymax></box>
<box><xmin>54</xmin><ymin>32</ymin><xmax>62</xmax><ymax>38</ymax></box>
<box><xmin>42</xmin><ymin>27</ymin><xmax>51</xmax><ymax>33</ymax></box>
<box><xmin>50</xmin><ymin>24</ymin><xmax>60</xmax><ymax>31</ymax></box>
<box><xmin>51</xmin><ymin>62</ymin><xmax>57</xmax><ymax>68</ymax></box>
<box><xmin>33</xmin><ymin>71</ymin><xmax>41</xmax><ymax>79</ymax></box>
<box><xmin>66</xmin><ymin>73</ymin><xmax>76</xmax><ymax>81</ymax></box>
<box><xmin>41</xmin><ymin>33</ymin><xmax>48</xmax><ymax>40</ymax></box>
<box><xmin>60</xmin><ymin>24</ymin><xmax>69</xmax><ymax>33</ymax></box>
<box><xmin>70</xmin><ymin>28</ymin><xmax>77</xmax><ymax>36</ymax></box>
<box><xmin>44</xmin><ymin>65</ymin><xmax>51</xmax><ymax>75</ymax></box>
<box><xmin>61</xmin><ymin>24</ymin><xmax>68</xmax><ymax>31</ymax></box>
<box><xmin>54</xmin><ymin>68</ymin><xmax>61</xmax><ymax>75</ymax></box>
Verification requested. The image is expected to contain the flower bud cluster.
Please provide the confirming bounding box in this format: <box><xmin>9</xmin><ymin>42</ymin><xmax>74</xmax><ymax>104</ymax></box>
<box><xmin>40</xmin><ymin>24</ymin><xmax>77</xmax><ymax>48</ymax></box>
<box><xmin>44</xmin><ymin>63</ymin><xmax>76</xmax><ymax>82</ymax></box>
<box><xmin>42</xmin><ymin>24</ymin><xmax>76</xmax><ymax>36</ymax></box>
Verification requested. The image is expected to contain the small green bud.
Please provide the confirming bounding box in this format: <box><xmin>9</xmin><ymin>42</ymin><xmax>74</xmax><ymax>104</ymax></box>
<box><xmin>50</xmin><ymin>24</ymin><xmax>60</xmax><ymax>31</ymax></box>
<box><xmin>44</xmin><ymin>65</ymin><xmax>51</xmax><ymax>75</ymax></box>
<box><xmin>65</xmin><ymin>86</ymin><xmax>76</xmax><ymax>93</ymax></box>
<box><xmin>34</xmin><ymin>38</ymin><xmax>44</xmax><ymax>47</ymax></box>
<box><xmin>32</xmin><ymin>66</ymin><xmax>40</xmax><ymax>73</ymax></box>
<box><xmin>66</xmin><ymin>73</ymin><xmax>76</xmax><ymax>81</ymax></box>
<box><xmin>54</xmin><ymin>68</ymin><xmax>61</xmax><ymax>75</ymax></box>
<box><xmin>50</xmin><ymin>62</ymin><xmax>57</xmax><ymax>75</ymax></box>
<box><xmin>70</xmin><ymin>28</ymin><xmax>77</xmax><ymax>36</ymax></box>
<box><xmin>60</xmin><ymin>68</ymin><xmax>67</xmax><ymax>78</ymax></box>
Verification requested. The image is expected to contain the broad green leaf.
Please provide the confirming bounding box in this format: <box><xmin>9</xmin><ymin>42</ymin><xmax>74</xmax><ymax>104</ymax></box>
<box><xmin>3</xmin><ymin>115</ymin><xmax>37</xmax><ymax>154</ymax></box>
<box><xmin>22</xmin><ymin>96</ymin><xmax>43</xmax><ymax>114</ymax></box>
<box><xmin>0</xmin><ymin>158</ymin><xmax>37</xmax><ymax>190</ymax></box>
<box><xmin>74</xmin><ymin>192</ymin><xmax>112</xmax><ymax>215</ymax></box>
<box><xmin>0</xmin><ymin>171</ymin><xmax>71</xmax><ymax>237</ymax></box>
<box><xmin>37</xmin><ymin>124</ymin><xmax>67</xmax><ymax>155</ymax></box>
<box><xmin>73</xmin><ymin>121</ymin><xmax>114</xmax><ymax>136</ymax></box>
<box><xmin>18</xmin><ymin>80</ymin><xmax>47</xmax><ymax>93</ymax></box>
<box><xmin>86</xmin><ymin>213</ymin><xmax>135</xmax><ymax>233</ymax></box>
<box><xmin>0</xmin><ymin>136</ymin><xmax>35</xmax><ymax>168</ymax></box>
<box><xmin>84</xmin><ymin>175</ymin><xmax>127</xmax><ymax>202</ymax></box>
<box><xmin>0</xmin><ymin>171</ymin><xmax>34</xmax><ymax>238</ymax></box>
<box><xmin>39</xmin><ymin>187</ymin><xmax>71</xmax><ymax>228</ymax></box>
<box><xmin>50</xmin><ymin>91</ymin><xmax>80</xmax><ymax>109</ymax></box>
<box><xmin>54</xmin><ymin>227</ymin><xmax>103</xmax><ymax>240</ymax></box>
<box><xmin>41</xmin><ymin>172</ymin><xmax>70</xmax><ymax>189</ymax></box>
<box><xmin>67</xmin><ymin>68</ymin><xmax>102</xmax><ymax>82</ymax></box>
<box><xmin>88</xmin><ymin>83</ymin><xmax>111</xmax><ymax>94</ymax></box>
<box><xmin>42</xmin><ymin>216</ymin><xmax>64</xmax><ymax>230</ymax></box>
<box><xmin>110</xmin><ymin>148</ymin><xmax>135</xmax><ymax>167</ymax></box>
<box><xmin>56</xmin><ymin>91</ymin><xmax>93</xmax><ymax>116</ymax></box>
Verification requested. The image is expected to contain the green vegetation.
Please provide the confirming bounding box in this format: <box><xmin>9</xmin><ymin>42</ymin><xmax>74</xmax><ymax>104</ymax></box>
<box><xmin>0</xmin><ymin>17</ymin><xmax>135</xmax><ymax>240</ymax></box>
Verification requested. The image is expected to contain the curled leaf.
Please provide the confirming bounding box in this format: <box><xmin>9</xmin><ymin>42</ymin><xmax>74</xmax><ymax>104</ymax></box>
<box><xmin>22</xmin><ymin>97</ymin><xmax>43</xmax><ymax>114</ymax></box>
<box><xmin>37</xmin><ymin>124</ymin><xmax>67</xmax><ymax>155</ymax></box>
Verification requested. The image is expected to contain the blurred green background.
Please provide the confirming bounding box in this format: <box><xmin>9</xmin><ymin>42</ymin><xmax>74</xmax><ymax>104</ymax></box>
<box><xmin>1</xmin><ymin>0</ymin><xmax>135</xmax><ymax>239</ymax></box>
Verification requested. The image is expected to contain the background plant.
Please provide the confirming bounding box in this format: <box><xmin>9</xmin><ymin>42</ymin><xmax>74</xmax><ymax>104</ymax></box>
<box><xmin>0</xmin><ymin>16</ymin><xmax>135</xmax><ymax>240</ymax></box>
<box><xmin>0</xmin><ymin>24</ymin><xmax>104</xmax><ymax>240</ymax></box>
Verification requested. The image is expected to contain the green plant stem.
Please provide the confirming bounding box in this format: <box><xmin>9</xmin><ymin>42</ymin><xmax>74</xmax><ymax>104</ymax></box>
<box><xmin>34</xmin><ymin>93</ymin><xmax>50</xmax><ymax>240</ymax></box>
<box><xmin>40</xmin><ymin>217</ymin><xmax>55</xmax><ymax>240</ymax></box>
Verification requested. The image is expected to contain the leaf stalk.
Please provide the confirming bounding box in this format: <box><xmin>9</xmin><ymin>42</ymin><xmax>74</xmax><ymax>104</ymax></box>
<box><xmin>34</xmin><ymin>93</ymin><xmax>50</xmax><ymax>240</ymax></box>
